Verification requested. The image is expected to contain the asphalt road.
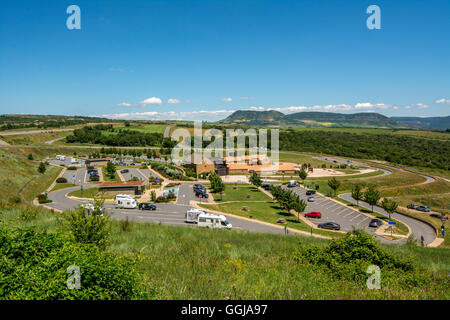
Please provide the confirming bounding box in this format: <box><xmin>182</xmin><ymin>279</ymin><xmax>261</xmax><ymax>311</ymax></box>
<box><xmin>46</xmin><ymin>182</ymin><xmax>288</xmax><ymax>235</ymax></box>
<box><xmin>339</xmin><ymin>193</ymin><xmax>436</xmax><ymax>246</ymax></box>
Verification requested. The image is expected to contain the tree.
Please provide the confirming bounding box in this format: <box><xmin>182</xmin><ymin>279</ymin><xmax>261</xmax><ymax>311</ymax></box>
<box><xmin>27</xmin><ymin>154</ymin><xmax>34</xmax><ymax>160</ymax></box>
<box><xmin>381</xmin><ymin>198</ymin><xmax>398</xmax><ymax>222</ymax></box>
<box><xmin>37</xmin><ymin>162</ymin><xmax>46</xmax><ymax>174</ymax></box>
<box><xmin>298</xmin><ymin>168</ymin><xmax>308</xmax><ymax>184</ymax></box>
<box><xmin>364</xmin><ymin>185</ymin><xmax>380</xmax><ymax>212</ymax></box>
<box><xmin>105</xmin><ymin>161</ymin><xmax>116</xmax><ymax>179</ymax></box>
<box><xmin>249</xmin><ymin>172</ymin><xmax>262</xmax><ymax>187</ymax></box>
<box><xmin>351</xmin><ymin>185</ymin><xmax>363</xmax><ymax>206</ymax></box>
<box><xmin>292</xmin><ymin>195</ymin><xmax>307</xmax><ymax>223</ymax></box>
<box><xmin>327</xmin><ymin>178</ymin><xmax>341</xmax><ymax>197</ymax></box>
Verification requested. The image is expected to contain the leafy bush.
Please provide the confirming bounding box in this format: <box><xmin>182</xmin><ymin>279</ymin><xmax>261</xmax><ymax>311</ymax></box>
<box><xmin>62</xmin><ymin>201</ymin><xmax>111</xmax><ymax>249</ymax></box>
<box><xmin>56</xmin><ymin>177</ymin><xmax>68</xmax><ymax>183</ymax></box>
<box><xmin>293</xmin><ymin>230</ymin><xmax>433</xmax><ymax>288</ymax></box>
<box><xmin>0</xmin><ymin>227</ymin><xmax>146</xmax><ymax>299</ymax></box>
<box><xmin>90</xmin><ymin>176</ymin><xmax>100</xmax><ymax>182</ymax></box>
<box><xmin>67</xmin><ymin>166</ymin><xmax>77</xmax><ymax>170</ymax></box>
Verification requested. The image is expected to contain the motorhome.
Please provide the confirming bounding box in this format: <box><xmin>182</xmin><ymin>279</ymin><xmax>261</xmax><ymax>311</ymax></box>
<box><xmin>185</xmin><ymin>209</ymin><xmax>207</xmax><ymax>223</ymax></box>
<box><xmin>56</xmin><ymin>155</ymin><xmax>66</xmax><ymax>161</ymax></box>
<box><xmin>115</xmin><ymin>195</ymin><xmax>138</xmax><ymax>209</ymax></box>
<box><xmin>70</xmin><ymin>158</ymin><xmax>78</xmax><ymax>164</ymax></box>
<box><xmin>287</xmin><ymin>180</ymin><xmax>298</xmax><ymax>188</ymax></box>
<box><xmin>114</xmin><ymin>194</ymin><xmax>135</xmax><ymax>201</ymax></box>
<box><xmin>197</xmin><ymin>213</ymin><xmax>232</xmax><ymax>229</ymax></box>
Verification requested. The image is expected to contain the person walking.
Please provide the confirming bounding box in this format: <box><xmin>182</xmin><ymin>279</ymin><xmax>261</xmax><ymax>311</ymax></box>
<box><xmin>420</xmin><ymin>235</ymin><xmax>425</xmax><ymax>247</ymax></box>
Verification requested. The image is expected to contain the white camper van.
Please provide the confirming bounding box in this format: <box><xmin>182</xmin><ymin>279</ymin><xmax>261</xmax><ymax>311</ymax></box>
<box><xmin>70</xmin><ymin>158</ymin><xmax>78</xmax><ymax>164</ymax></box>
<box><xmin>185</xmin><ymin>209</ymin><xmax>207</xmax><ymax>223</ymax></box>
<box><xmin>56</xmin><ymin>155</ymin><xmax>66</xmax><ymax>161</ymax></box>
<box><xmin>115</xmin><ymin>195</ymin><xmax>138</xmax><ymax>209</ymax></box>
<box><xmin>287</xmin><ymin>180</ymin><xmax>298</xmax><ymax>188</ymax></box>
<box><xmin>197</xmin><ymin>213</ymin><xmax>232</xmax><ymax>230</ymax></box>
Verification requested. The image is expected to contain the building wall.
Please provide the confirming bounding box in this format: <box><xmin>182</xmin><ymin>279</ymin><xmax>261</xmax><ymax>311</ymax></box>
<box><xmin>196</xmin><ymin>162</ymin><xmax>215</xmax><ymax>175</ymax></box>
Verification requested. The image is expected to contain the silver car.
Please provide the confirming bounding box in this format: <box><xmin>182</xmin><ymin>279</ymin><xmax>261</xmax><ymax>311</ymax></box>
<box><xmin>307</xmin><ymin>196</ymin><xmax>314</xmax><ymax>202</ymax></box>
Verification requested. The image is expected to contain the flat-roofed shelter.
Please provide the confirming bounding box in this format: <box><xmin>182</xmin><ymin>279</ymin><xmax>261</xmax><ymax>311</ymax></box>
<box><xmin>98</xmin><ymin>181</ymin><xmax>146</xmax><ymax>195</ymax></box>
<box><xmin>85</xmin><ymin>158</ymin><xmax>113</xmax><ymax>167</ymax></box>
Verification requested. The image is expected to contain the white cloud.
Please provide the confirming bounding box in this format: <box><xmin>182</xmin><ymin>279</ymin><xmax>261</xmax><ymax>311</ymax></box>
<box><xmin>240</xmin><ymin>97</ymin><xmax>255</xmax><ymax>100</ymax></box>
<box><xmin>221</xmin><ymin>97</ymin><xmax>232</xmax><ymax>102</ymax></box>
<box><xmin>417</xmin><ymin>103</ymin><xmax>430</xmax><ymax>109</ymax></box>
<box><xmin>99</xmin><ymin>109</ymin><xmax>236</xmax><ymax>121</ymax></box>
<box><xmin>167</xmin><ymin>98</ymin><xmax>181</xmax><ymax>104</ymax></box>
<box><xmin>139</xmin><ymin>97</ymin><xmax>162</xmax><ymax>107</ymax></box>
<box><xmin>436</xmin><ymin>98</ymin><xmax>450</xmax><ymax>104</ymax></box>
<box><xmin>117</xmin><ymin>102</ymin><xmax>132</xmax><ymax>107</ymax></box>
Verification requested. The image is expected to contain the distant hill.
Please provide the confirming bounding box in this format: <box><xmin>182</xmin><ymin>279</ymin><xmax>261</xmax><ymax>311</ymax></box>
<box><xmin>221</xmin><ymin>111</ymin><xmax>406</xmax><ymax>128</ymax></box>
<box><xmin>220</xmin><ymin>110</ymin><xmax>285</xmax><ymax>126</ymax></box>
<box><xmin>220</xmin><ymin>110</ymin><xmax>450</xmax><ymax>130</ymax></box>
<box><xmin>391</xmin><ymin>116</ymin><xmax>450</xmax><ymax>131</ymax></box>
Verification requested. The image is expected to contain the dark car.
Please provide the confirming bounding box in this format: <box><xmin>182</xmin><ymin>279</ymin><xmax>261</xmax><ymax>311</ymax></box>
<box><xmin>120</xmin><ymin>169</ymin><xmax>129</xmax><ymax>174</ymax></box>
<box><xmin>262</xmin><ymin>184</ymin><xmax>271</xmax><ymax>191</ymax></box>
<box><xmin>318</xmin><ymin>222</ymin><xmax>340</xmax><ymax>230</ymax></box>
<box><xmin>369</xmin><ymin>219</ymin><xmax>383</xmax><ymax>228</ymax></box>
<box><xmin>306</xmin><ymin>190</ymin><xmax>316</xmax><ymax>196</ymax></box>
<box><xmin>194</xmin><ymin>185</ymin><xmax>206</xmax><ymax>192</ymax></box>
<box><xmin>407</xmin><ymin>204</ymin><xmax>418</xmax><ymax>209</ymax></box>
<box><xmin>430</xmin><ymin>213</ymin><xmax>447</xmax><ymax>220</ymax></box>
<box><xmin>304</xmin><ymin>211</ymin><xmax>321</xmax><ymax>218</ymax></box>
<box><xmin>138</xmin><ymin>203</ymin><xmax>157</xmax><ymax>210</ymax></box>
<box><xmin>416</xmin><ymin>205</ymin><xmax>430</xmax><ymax>212</ymax></box>
<box><xmin>195</xmin><ymin>191</ymin><xmax>209</xmax><ymax>198</ymax></box>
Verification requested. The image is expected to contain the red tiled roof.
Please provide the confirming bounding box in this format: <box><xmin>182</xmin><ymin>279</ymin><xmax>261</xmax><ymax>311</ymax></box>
<box><xmin>99</xmin><ymin>181</ymin><xmax>146</xmax><ymax>187</ymax></box>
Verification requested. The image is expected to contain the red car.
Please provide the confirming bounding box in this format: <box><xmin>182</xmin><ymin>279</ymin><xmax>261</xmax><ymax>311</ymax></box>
<box><xmin>304</xmin><ymin>211</ymin><xmax>321</xmax><ymax>218</ymax></box>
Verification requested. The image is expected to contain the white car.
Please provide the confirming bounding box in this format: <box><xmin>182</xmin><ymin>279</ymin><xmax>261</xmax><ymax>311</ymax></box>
<box><xmin>307</xmin><ymin>196</ymin><xmax>315</xmax><ymax>202</ymax></box>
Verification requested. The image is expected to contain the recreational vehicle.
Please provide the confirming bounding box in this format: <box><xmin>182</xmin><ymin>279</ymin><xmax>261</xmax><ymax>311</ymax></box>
<box><xmin>197</xmin><ymin>213</ymin><xmax>232</xmax><ymax>229</ymax></box>
<box><xmin>185</xmin><ymin>209</ymin><xmax>207</xmax><ymax>223</ymax></box>
<box><xmin>115</xmin><ymin>196</ymin><xmax>138</xmax><ymax>209</ymax></box>
<box><xmin>56</xmin><ymin>155</ymin><xmax>66</xmax><ymax>161</ymax></box>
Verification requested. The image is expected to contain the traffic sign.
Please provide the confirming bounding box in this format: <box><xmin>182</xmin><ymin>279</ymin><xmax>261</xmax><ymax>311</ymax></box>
<box><xmin>388</xmin><ymin>221</ymin><xmax>397</xmax><ymax>225</ymax></box>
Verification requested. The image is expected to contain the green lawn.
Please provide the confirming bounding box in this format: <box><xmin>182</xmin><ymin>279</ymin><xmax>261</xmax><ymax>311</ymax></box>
<box><xmin>67</xmin><ymin>187</ymin><xmax>114</xmax><ymax>199</ymax></box>
<box><xmin>210</xmin><ymin>184</ymin><xmax>272</xmax><ymax>202</ymax></box>
<box><xmin>102</xmin><ymin>166</ymin><xmax>121</xmax><ymax>182</ymax></box>
<box><xmin>50</xmin><ymin>183</ymin><xmax>77</xmax><ymax>192</ymax></box>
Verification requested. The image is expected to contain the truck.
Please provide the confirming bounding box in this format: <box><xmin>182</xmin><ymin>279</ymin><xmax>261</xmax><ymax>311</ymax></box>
<box><xmin>197</xmin><ymin>212</ymin><xmax>232</xmax><ymax>229</ymax></box>
<box><xmin>185</xmin><ymin>209</ymin><xmax>207</xmax><ymax>223</ymax></box>
<box><xmin>115</xmin><ymin>195</ymin><xmax>138</xmax><ymax>209</ymax></box>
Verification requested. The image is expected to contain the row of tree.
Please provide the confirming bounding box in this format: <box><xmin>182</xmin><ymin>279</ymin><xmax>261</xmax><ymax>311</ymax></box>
<box><xmin>269</xmin><ymin>185</ymin><xmax>307</xmax><ymax>222</ymax></box>
<box><xmin>351</xmin><ymin>184</ymin><xmax>398</xmax><ymax>221</ymax></box>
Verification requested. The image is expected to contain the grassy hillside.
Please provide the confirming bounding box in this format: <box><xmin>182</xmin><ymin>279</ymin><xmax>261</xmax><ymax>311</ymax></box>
<box><xmin>1</xmin><ymin>205</ymin><xmax>449</xmax><ymax>300</ymax></box>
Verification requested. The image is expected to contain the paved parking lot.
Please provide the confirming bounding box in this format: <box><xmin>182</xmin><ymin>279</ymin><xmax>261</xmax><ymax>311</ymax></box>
<box><xmin>120</xmin><ymin>167</ymin><xmax>154</xmax><ymax>181</ymax></box>
<box><xmin>286</xmin><ymin>185</ymin><xmax>376</xmax><ymax>235</ymax></box>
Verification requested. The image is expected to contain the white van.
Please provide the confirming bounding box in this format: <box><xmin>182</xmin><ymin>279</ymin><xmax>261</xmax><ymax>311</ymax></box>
<box><xmin>56</xmin><ymin>155</ymin><xmax>66</xmax><ymax>161</ymax></box>
<box><xmin>70</xmin><ymin>158</ymin><xmax>78</xmax><ymax>164</ymax></box>
<box><xmin>287</xmin><ymin>180</ymin><xmax>298</xmax><ymax>188</ymax></box>
<box><xmin>185</xmin><ymin>209</ymin><xmax>207</xmax><ymax>223</ymax></box>
<box><xmin>197</xmin><ymin>213</ymin><xmax>232</xmax><ymax>229</ymax></box>
<box><xmin>115</xmin><ymin>196</ymin><xmax>138</xmax><ymax>209</ymax></box>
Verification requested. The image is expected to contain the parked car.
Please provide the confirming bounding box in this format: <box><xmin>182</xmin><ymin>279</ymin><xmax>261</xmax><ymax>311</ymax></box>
<box><xmin>407</xmin><ymin>204</ymin><xmax>418</xmax><ymax>209</ymax></box>
<box><xmin>416</xmin><ymin>205</ymin><xmax>430</xmax><ymax>212</ymax></box>
<box><xmin>306</xmin><ymin>190</ymin><xmax>316</xmax><ymax>196</ymax></box>
<box><xmin>138</xmin><ymin>203</ymin><xmax>157</xmax><ymax>210</ymax></box>
<box><xmin>304</xmin><ymin>211</ymin><xmax>321</xmax><ymax>218</ymax></box>
<box><xmin>369</xmin><ymin>219</ymin><xmax>383</xmax><ymax>228</ymax></box>
<box><xmin>307</xmin><ymin>196</ymin><xmax>314</xmax><ymax>202</ymax></box>
<box><xmin>430</xmin><ymin>213</ymin><xmax>447</xmax><ymax>220</ymax></box>
<box><xmin>318</xmin><ymin>222</ymin><xmax>340</xmax><ymax>230</ymax></box>
<box><xmin>262</xmin><ymin>184</ymin><xmax>271</xmax><ymax>191</ymax></box>
<box><xmin>196</xmin><ymin>191</ymin><xmax>209</xmax><ymax>198</ymax></box>
<box><xmin>120</xmin><ymin>169</ymin><xmax>129</xmax><ymax>174</ymax></box>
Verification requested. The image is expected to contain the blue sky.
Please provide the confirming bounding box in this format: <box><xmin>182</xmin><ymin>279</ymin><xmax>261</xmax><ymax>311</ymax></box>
<box><xmin>0</xmin><ymin>0</ymin><xmax>449</xmax><ymax>121</ymax></box>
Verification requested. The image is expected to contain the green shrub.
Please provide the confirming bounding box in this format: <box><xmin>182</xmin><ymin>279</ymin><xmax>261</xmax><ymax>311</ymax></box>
<box><xmin>67</xmin><ymin>166</ymin><xmax>77</xmax><ymax>170</ymax></box>
<box><xmin>62</xmin><ymin>201</ymin><xmax>111</xmax><ymax>249</ymax></box>
<box><xmin>56</xmin><ymin>177</ymin><xmax>68</xmax><ymax>183</ymax></box>
<box><xmin>90</xmin><ymin>176</ymin><xmax>100</xmax><ymax>182</ymax></box>
<box><xmin>0</xmin><ymin>227</ymin><xmax>146</xmax><ymax>299</ymax></box>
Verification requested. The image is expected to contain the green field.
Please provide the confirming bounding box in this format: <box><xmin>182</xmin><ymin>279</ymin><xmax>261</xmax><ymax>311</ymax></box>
<box><xmin>211</xmin><ymin>184</ymin><xmax>272</xmax><ymax>202</ymax></box>
<box><xmin>50</xmin><ymin>183</ymin><xmax>77</xmax><ymax>192</ymax></box>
